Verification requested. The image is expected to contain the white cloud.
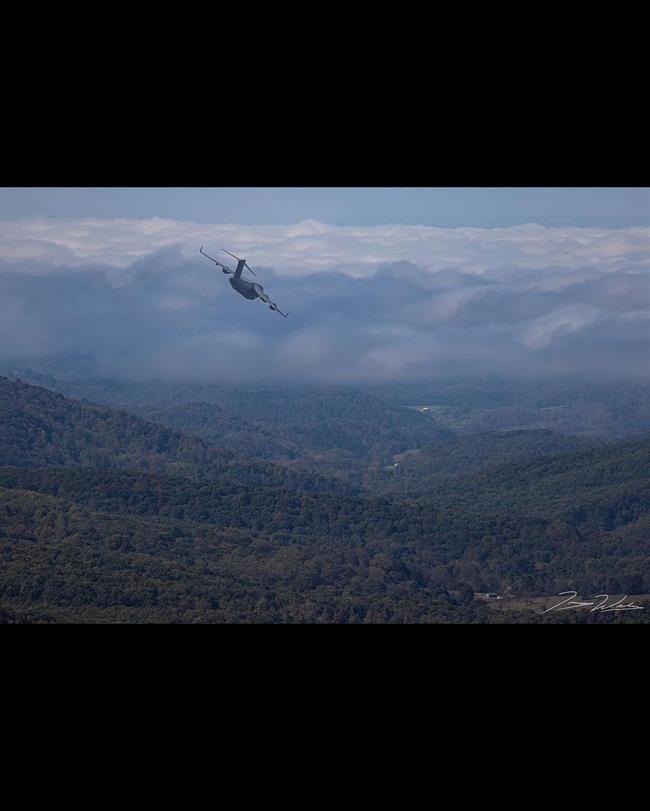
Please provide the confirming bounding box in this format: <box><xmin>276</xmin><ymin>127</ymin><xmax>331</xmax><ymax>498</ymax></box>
<box><xmin>1</xmin><ymin>217</ymin><xmax>648</xmax><ymax>277</ymax></box>
<box><xmin>519</xmin><ymin>306</ymin><xmax>601</xmax><ymax>350</ymax></box>
<box><xmin>0</xmin><ymin>217</ymin><xmax>648</xmax><ymax>380</ymax></box>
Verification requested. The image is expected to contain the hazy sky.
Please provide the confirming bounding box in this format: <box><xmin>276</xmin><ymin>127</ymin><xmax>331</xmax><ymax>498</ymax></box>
<box><xmin>0</xmin><ymin>188</ymin><xmax>648</xmax><ymax>382</ymax></box>
<box><xmin>2</xmin><ymin>187</ymin><xmax>649</xmax><ymax>228</ymax></box>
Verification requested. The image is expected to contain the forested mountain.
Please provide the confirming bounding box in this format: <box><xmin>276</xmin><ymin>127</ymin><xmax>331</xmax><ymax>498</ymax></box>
<box><xmin>0</xmin><ymin>374</ymin><xmax>648</xmax><ymax>623</ymax></box>
<box><xmin>417</xmin><ymin>437</ymin><xmax>650</xmax><ymax>518</ymax></box>
<box><xmin>0</xmin><ymin>377</ymin><xmax>348</xmax><ymax>494</ymax></box>
<box><xmin>204</xmin><ymin>386</ymin><xmax>453</xmax><ymax>455</ymax></box>
<box><xmin>142</xmin><ymin>401</ymin><xmax>301</xmax><ymax>460</ymax></box>
<box><xmin>0</xmin><ymin>376</ymin><xmax>212</xmax><ymax>471</ymax></box>
<box><xmin>9</xmin><ymin>368</ymin><xmax>650</xmax><ymax>440</ymax></box>
<box><xmin>2</xmin><ymin>372</ymin><xmax>452</xmax><ymax>460</ymax></box>
<box><xmin>368</xmin><ymin>430</ymin><xmax>603</xmax><ymax>493</ymax></box>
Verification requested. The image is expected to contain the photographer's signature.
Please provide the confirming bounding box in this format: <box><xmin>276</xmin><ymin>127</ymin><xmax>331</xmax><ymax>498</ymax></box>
<box><xmin>542</xmin><ymin>591</ymin><xmax>645</xmax><ymax>614</ymax></box>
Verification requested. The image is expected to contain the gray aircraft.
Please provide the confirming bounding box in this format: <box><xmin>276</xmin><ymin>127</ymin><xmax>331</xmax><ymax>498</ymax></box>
<box><xmin>200</xmin><ymin>247</ymin><xmax>289</xmax><ymax>318</ymax></box>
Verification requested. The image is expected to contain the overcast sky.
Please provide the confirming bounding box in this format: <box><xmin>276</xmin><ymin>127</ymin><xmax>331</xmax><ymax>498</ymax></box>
<box><xmin>0</xmin><ymin>188</ymin><xmax>648</xmax><ymax>382</ymax></box>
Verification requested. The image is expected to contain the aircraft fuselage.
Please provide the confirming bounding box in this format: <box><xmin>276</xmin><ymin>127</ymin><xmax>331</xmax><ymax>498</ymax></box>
<box><xmin>230</xmin><ymin>277</ymin><xmax>260</xmax><ymax>299</ymax></box>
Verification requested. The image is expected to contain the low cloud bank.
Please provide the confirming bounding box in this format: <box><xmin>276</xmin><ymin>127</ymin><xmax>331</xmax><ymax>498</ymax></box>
<box><xmin>1</xmin><ymin>219</ymin><xmax>648</xmax><ymax>380</ymax></box>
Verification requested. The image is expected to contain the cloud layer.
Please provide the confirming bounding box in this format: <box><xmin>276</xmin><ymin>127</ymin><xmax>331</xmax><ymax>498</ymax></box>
<box><xmin>1</xmin><ymin>218</ymin><xmax>648</xmax><ymax>381</ymax></box>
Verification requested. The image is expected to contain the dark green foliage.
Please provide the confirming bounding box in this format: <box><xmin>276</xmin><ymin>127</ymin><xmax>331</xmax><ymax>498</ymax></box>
<box><xmin>142</xmin><ymin>401</ymin><xmax>301</xmax><ymax>460</ymax></box>
<box><xmin>416</xmin><ymin>438</ymin><xmax>650</xmax><ymax>517</ymax></box>
<box><xmin>0</xmin><ymin>376</ymin><xmax>214</xmax><ymax>471</ymax></box>
<box><xmin>369</xmin><ymin>430</ymin><xmax>602</xmax><ymax>493</ymax></box>
<box><xmin>4</xmin><ymin>373</ymin><xmax>452</xmax><ymax>459</ymax></box>
<box><xmin>0</xmin><ymin>375</ymin><xmax>648</xmax><ymax>623</ymax></box>
<box><xmin>0</xmin><ymin>377</ymin><xmax>349</xmax><ymax>495</ymax></box>
<box><xmin>0</xmin><ymin>484</ymin><xmax>491</xmax><ymax>623</ymax></box>
<box><xmin>204</xmin><ymin>386</ymin><xmax>453</xmax><ymax>455</ymax></box>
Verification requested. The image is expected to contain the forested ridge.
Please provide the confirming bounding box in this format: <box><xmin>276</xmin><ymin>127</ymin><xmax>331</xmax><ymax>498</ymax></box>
<box><xmin>0</xmin><ymin>377</ymin><xmax>349</xmax><ymax>494</ymax></box>
<box><xmin>368</xmin><ymin>430</ymin><xmax>602</xmax><ymax>493</ymax></box>
<box><xmin>1</xmin><ymin>375</ymin><xmax>648</xmax><ymax>623</ymax></box>
<box><xmin>4</xmin><ymin>372</ymin><xmax>453</xmax><ymax>457</ymax></box>
<box><xmin>142</xmin><ymin>401</ymin><xmax>302</xmax><ymax>460</ymax></box>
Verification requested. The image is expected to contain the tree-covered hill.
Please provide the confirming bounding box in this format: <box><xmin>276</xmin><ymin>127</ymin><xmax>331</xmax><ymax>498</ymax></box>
<box><xmin>369</xmin><ymin>429</ymin><xmax>602</xmax><ymax>493</ymax></box>
<box><xmin>0</xmin><ymin>376</ymin><xmax>211</xmax><ymax>471</ymax></box>
<box><xmin>3</xmin><ymin>373</ymin><xmax>453</xmax><ymax>459</ymax></box>
<box><xmin>418</xmin><ymin>437</ymin><xmax>650</xmax><ymax>519</ymax></box>
<box><xmin>142</xmin><ymin>401</ymin><xmax>302</xmax><ymax>460</ymax></box>
<box><xmin>206</xmin><ymin>386</ymin><xmax>453</xmax><ymax>456</ymax></box>
<box><xmin>0</xmin><ymin>377</ymin><xmax>348</xmax><ymax>494</ymax></box>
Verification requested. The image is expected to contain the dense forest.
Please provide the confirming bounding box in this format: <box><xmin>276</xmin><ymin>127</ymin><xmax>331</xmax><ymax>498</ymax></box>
<box><xmin>1</xmin><ymin>373</ymin><xmax>649</xmax><ymax>623</ymax></box>
<box><xmin>0</xmin><ymin>377</ymin><xmax>350</xmax><ymax>494</ymax></box>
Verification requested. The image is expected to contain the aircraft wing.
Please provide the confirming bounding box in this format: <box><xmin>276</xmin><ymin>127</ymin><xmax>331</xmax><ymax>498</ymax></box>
<box><xmin>258</xmin><ymin>289</ymin><xmax>288</xmax><ymax>318</ymax></box>
<box><xmin>200</xmin><ymin>246</ymin><xmax>233</xmax><ymax>273</ymax></box>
